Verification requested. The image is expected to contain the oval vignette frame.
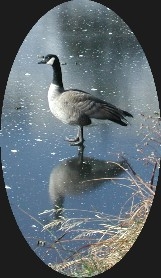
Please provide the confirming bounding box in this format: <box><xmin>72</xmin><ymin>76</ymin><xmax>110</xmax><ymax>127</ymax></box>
<box><xmin>1</xmin><ymin>0</ymin><xmax>161</xmax><ymax>277</ymax></box>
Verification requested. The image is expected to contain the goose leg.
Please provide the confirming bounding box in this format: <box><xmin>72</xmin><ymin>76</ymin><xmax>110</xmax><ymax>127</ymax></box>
<box><xmin>65</xmin><ymin>126</ymin><xmax>85</xmax><ymax>146</ymax></box>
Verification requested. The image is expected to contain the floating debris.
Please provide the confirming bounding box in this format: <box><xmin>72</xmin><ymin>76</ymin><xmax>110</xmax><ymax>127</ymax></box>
<box><xmin>5</xmin><ymin>185</ymin><xmax>11</xmax><ymax>190</ymax></box>
<box><xmin>35</xmin><ymin>138</ymin><xmax>42</xmax><ymax>142</ymax></box>
<box><xmin>11</xmin><ymin>150</ymin><xmax>18</xmax><ymax>153</ymax></box>
<box><xmin>37</xmin><ymin>240</ymin><xmax>46</xmax><ymax>246</ymax></box>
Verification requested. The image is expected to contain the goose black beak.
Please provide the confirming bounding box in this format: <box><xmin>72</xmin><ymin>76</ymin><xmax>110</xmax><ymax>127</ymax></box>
<box><xmin>37</xmin><ymin>55</ymin><xmax>46</xmax><ymax>64</ymax></box>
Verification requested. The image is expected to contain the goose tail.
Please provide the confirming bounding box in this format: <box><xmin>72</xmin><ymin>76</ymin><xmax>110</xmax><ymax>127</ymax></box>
<box><xmin>122</xmin><ymin>110</ymin><xmax>133</xmax><ymax>118</ymax></box>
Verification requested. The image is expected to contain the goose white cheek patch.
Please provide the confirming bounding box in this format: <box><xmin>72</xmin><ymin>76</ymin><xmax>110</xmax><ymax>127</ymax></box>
<box><xmin>47</xmin><ymin>57</ymin><xmax>55</xmax><ymax>65</ymax></box>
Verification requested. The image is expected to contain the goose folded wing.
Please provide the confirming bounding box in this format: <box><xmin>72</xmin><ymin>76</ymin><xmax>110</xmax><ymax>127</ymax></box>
<box><xmin>66</xmin><ymin>90</ymin><xmax>130</xmax><ymax>126</ymax></box>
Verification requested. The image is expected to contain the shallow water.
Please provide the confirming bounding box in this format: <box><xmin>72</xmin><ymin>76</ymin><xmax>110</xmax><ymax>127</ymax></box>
<box><xmin>1</xmin><ymin>0</ymin><xmax>160</xmax><ymax>268</ymax></box>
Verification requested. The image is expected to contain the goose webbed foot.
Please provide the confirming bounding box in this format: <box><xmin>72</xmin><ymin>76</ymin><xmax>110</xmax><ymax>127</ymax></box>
<box><xmin>65</xmin><ymin>136</ymin><xmax>84</xmax><ymax>146</ymax></box>
<box><xmin>65</xmin><ymin>136</ymin><xmax>80</xmax><ymax>143</ymax></box>
<box><xmin>70</xmin><ymin>138</ymin><xmax>85</xmax><ymax>146</ymax></box>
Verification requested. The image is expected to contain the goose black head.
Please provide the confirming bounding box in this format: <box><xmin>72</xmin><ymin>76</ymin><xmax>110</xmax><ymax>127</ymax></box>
<box><xmin>38</xmin><ymin>54</ymin><xmax>58</xmax><ymax>65</ymax></box>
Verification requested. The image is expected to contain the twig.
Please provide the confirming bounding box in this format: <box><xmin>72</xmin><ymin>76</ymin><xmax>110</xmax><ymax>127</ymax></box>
<box><xmin>123</xmin><ymin>159</ymin><xmax>155</xmax><ymax>195</ymax></box>
<box><xmin>150</xmin><ymin>161</ymin><xmax>157</xmax><ymax>187</ymax></box>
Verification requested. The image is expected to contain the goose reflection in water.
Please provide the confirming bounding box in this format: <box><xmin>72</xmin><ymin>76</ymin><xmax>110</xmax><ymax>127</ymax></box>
<box><xmin>49</xmin><ymin>150</ymin><xmax>127</xmax><ymax>219</ymax></box>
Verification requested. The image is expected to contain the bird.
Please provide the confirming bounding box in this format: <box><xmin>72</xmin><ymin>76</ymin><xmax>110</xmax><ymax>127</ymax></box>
<box><xmin>38</xmin><ymin>54</ymin><xmax>133</xmax><ymax>147</ymax></box>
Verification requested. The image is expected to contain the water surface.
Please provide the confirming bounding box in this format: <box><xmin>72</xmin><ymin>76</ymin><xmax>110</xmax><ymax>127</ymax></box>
<box><xmin>1</xmin><ymin>0</ymin><xmax>159</xmax><ymax>268</ymax></box>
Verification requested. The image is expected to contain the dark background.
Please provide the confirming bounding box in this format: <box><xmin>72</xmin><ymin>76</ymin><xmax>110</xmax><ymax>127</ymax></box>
<box><xmin>0</xmin><ymin>1</ymin><xmax>161</xmax><ymax>277</ymax></box>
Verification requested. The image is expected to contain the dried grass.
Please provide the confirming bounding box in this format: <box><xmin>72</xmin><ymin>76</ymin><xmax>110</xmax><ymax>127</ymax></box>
<box><xmin>40</xmin><ymin>114</ymin><xmax>160</xmax><ymax>277</ymax></box>
<box><xmin>42</xmin><ymin>168</ymin><xmax>155</xmax><ymax>277</ymax></box>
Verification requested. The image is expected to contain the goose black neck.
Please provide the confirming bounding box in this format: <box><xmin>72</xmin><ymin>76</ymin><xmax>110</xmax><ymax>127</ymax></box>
<box><xmin>52</xmin><ymin>58</ymin><xmax>64</xmax><ymax>88</ymax></box>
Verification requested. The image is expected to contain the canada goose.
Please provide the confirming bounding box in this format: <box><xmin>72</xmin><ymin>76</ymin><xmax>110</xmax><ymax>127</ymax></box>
<box><xmin>38</xmin><ymin>54</ymin><xmax>133</xmax><ymax>146</ymax></box>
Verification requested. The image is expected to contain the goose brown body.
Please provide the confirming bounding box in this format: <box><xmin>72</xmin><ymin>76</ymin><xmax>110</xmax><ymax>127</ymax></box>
<box><xmin>38</xmin><ymin>54</ymin><xmax>133</xmax><ymax>146</ymax></box>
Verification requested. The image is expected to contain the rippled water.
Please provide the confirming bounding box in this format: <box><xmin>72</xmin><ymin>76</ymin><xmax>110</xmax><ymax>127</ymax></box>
<box><xmin>1</xmin><ymin>0</ymin><xmax>159</xmax><ymax>269</ymax></box>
